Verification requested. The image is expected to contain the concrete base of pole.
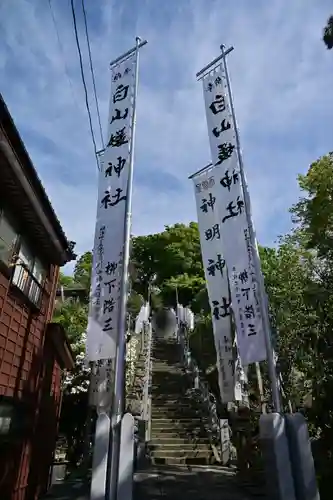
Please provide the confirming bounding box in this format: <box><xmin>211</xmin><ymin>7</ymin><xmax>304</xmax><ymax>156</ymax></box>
<box><xmin>285</xmin><ymin>412</ymin><xmax>320</xmax><ymax>500</ymax></box>
<box><xmin>259</xmin><ymin>413</ymin><xmax>296</xmax><ymax>500</ymax></box>
<box><xmin>117</xmin><ymin>413</ymin><xmax>135</xmax><ymax>500</ymax></box>
<box><xmin>90</xmin><ymin>412</ymin><xmax>111</xmax><ymax>500</ymax></box>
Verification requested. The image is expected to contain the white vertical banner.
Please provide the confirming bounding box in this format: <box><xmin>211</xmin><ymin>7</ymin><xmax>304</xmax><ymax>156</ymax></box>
<box><xmin>86</xmin><ymin>53</ymin><xmax>136</xmax><ymax>362</ymax></box>
<box><xmin>202</xmin><ymin>67</ymin><xmax>266</xmax><ymax>365</ymax></box>
<box><xmin>135</xmin><ymin>303</ymin><xmax>147</xmax><ymax>334</ymax></box>
<box><xmin>193</xmin><ymin>169</ymin><xmax>238</xmax><ymax>402</ymax></box>
<box><xmin>144</xmin><ymin>302</ymin><xmax>150</xmax><ymax>322</ymax></box>
<box><xmin>177</xmin><ymin>304</ymin><xmax>184</xmax><ymax>323</ymax></box>
<box><xmin>184</xmin><ymin>307</ymin><xmax>195</xmax><ymax>331</ymax></box>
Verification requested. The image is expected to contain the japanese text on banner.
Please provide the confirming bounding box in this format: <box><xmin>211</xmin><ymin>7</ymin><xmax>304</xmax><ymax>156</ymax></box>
<box><xmin>202</xmin><ymin>67</ymin><xmax>266</xmax><ymax>365</ymax></box>
<box><xmin>193</xmin><ymin>168</ymin><xmax>238</xmax><ymax>402</ymax></box>
<box><xmin>86</xmin><ymin>53</ymin><xmax>136</xmax><ymax>362</ymax></box>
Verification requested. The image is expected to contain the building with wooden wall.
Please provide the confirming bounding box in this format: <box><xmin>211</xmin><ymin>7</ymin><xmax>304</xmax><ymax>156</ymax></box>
<box><xmin>0</xmin><ymin>94</ymin><xmax>75</xmax><ymax>500</ymax></box>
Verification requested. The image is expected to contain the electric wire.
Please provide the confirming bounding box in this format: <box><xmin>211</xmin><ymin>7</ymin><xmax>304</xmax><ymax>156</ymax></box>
<box><xmin>70</xmin><ymin>0</ymin><xmax>100</xmax><ymax>170</ymax></box>
<box><xmin>81</xmin><ymin>0</ymin><xmax>105</xmax><ymax>149</ymax></box>
<box><xmin>48</xmin><ymin>0</ymin><xmax>80</xmax><ymax>114</ymax></box>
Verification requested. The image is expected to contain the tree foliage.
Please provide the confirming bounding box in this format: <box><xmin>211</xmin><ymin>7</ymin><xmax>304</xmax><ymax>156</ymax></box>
<box><xmin>323</xmin><ymin>15</ymin><xmax>333</xmax><ymax>49</ymax></box>
<box><xmin>131</xmin><ymin>223</ymin><xmax>204</xmax><ymax>302</ymax></box>
<box><xmin>287</xmin><ymin>153</ymin><xmax>333</xmax><ymax>495</ymax></box>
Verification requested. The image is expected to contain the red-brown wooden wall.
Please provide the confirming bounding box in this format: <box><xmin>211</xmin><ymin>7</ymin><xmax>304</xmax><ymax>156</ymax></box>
<box><xmin>0</xmin><ymin>265</ymin><xmax>62</xmax><ymax>500</ymax></box>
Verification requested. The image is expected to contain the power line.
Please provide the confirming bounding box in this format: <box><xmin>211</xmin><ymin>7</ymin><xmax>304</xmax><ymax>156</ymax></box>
<box><xmin>70</xmin><ymin>0</ymin><xmax>100</xmax><ymax>171</ymax></box>
<box><xmin>81</xmin><ymin>0</ymin><xmax>105</xmax><ymax>149</ymax></box>
<box><xmin>48</xmin><ymin>0</ymin><xmax>80</xmax><ymax>114</ymax></box>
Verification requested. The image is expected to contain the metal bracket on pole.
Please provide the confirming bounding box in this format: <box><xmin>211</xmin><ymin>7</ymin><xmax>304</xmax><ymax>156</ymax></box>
<box><xmin>110</xmin><ymin>40</ymin><xmax>148</xmax><ymax>68</ymax></box>
<box><xmin>188</xmin><ymin>162</ymin><xmax>213</xmax><ymax>180</ymax></box>
<box><xmin>196</xmin><ymin>46</ymin><xmax>234</xmax><ymax>80</ymax></box>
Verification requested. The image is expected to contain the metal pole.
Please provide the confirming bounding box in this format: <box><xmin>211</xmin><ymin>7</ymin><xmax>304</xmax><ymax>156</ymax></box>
<box><xmin>107</xmin><ymin>36</ymin><xmax>143</xmax><ymax>500</ymax></box>
<box><xmin>110</xmin><ymin>39</ymin><xmax>147</xmax><ymax>68</ymax></box>
<box><xmin>188</xmin><ymin>162</ymin><xmax>212</xmax><ymax>180</ymax></box>
<box><xmin>196</xmin><ymin>46</ymin><xmax>234</xmax><ymax>79</ymax></box>
<box><xmin>220</xmin><ymin>44</ymin><xmax>281</xmax><ymax>413</ymax></box>
<box><xmin>82</xmin><ymin>363</ymin><xmax>96</xmax><ymax>471</ymax></box>
<box><xmin>255</xmin><ymin>362</ymin><xmax>266</xmax><ymax>413</ymax></box>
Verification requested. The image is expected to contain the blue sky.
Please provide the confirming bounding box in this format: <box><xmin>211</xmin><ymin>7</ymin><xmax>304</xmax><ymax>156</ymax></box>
<box><xmin>0</xmin><ymin>0</ymin><xmax>332</xmax><ymax>273</ymax></box>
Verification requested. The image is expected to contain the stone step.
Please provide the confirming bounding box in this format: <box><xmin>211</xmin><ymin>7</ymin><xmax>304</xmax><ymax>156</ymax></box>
<box><xmin>151</xmin><ymin>410</ymin><xmax>208</xmax><ymax>418</ymax></box>
<box><xmin>150</xmin><ymin>450</ymin><xmax>212</xmax><ymax>465</ymax></box>
<box><xmin>151</xmin><ymin>388</ymin><xmax>193</xmax><ymax>394</ymax></box>
<box><xmin>151</xmin><ymin>408</ymin><xmax>205</xmax><ymax>414</ymax></box>
<box><xmin>151</xmin><ymin>394</ymin><xmax>197</xmax><ymax>399</ymax></box>
<box><xmin>148</xmin><ymin>442</ymin><xmax>211</xmax><ymax>451</ymax></box>
<box><xmin>151</xmin><ymin>429</ymin><xmax>209</xmax><ymax>438</ymax></box>
<box><xmin>151</xmin><ymin>417</ymin><xmax>208</xmax><ymax>424</ymax></box>
<box><xmin>149</xmin><ymin>436</ymin><xmax>210</xmax><ymax>445</ymax></box>
<box><xmin>151</xmin><ymin>420</ymin><xmax>209</xmax><ymax>431</ymax></box>
<box><xmin>151</xmin><ymin>398</ymin><xmax>198</xmax><ymax>403</ymax></box>
<box><xmin>151</xmin><ymin>434</ymin><xmax>209</xmax><ymax>443</ymax></box>
<box><xmin>151</xmin><ymin>352</ymin><xmax>180</xmax><ymax>356</ymax></box>
<box><xmin>151</xmin><ymin>426</ymin><xmax>209</xmax><ymax>435</ymax></box>
<box><xmin>150</xmin><ymin>447</ymin><xmax>211</xmax><ymax>457</ymax></box>
<box><xmin>151</xmin><ymin>373</ymin><xmax>185</xmax><ymax>378</ymax></box>
<box><xmin>151</xmin><ymin>427</ymin><xmax>208</xmax><ymax>435</ymax></box>
<box><xmin>151</xmin><ymin>400</ymin><xmax>198</xmax><ymax>406</ymax></box>
<box><xmin>151</xmin><ymin>415</ymin><xmax>208</xmax><ymax>422</ymax></box>
<box><xmin>151</xmin><ymin>364</ymin><xmax>184</xmax><ymax>369</ymax></box>
<box><xmin>151</xmin><ymin>406</ymin><xmax>205</xmax><ymax>413</ymax></box>
<box><xmin>151</xmin><ymin>377</ymin><xmax>186</xmax><ymax>383</ymax></box>
<box><xmin>151</xmin><ymin>367</ymin><xmax>184</xmax><ymax>372</ymax></box>
<box><xmin>151</xmin><ymin>399</ymin><xmax>207</xmax><ymax>406</ymax></box>
<box><xmin>151</xmin><ymin>360</ymin><xmax>182</xmax><ymax>364</ymax></box>
<box><xmin>151</xmin><ymin>382</ymin><xmax>190</xmax><ymax>387</ymax></box>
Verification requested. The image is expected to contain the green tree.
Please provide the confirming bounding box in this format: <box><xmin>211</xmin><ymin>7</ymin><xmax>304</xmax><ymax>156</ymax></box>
<box><xmin>53</xmin><ymin>298</ymin><xmax>90</xmax><ymax>466</ymax></box>
<box><xmin>73</xmin><ymin>251</ymin><xmax>93</xmax><ymax>293</ymax></box>
<box><xmin>161</xmin><ymin>273</ymin><xmax>205</xmax><ymax>308</ymax></box>
<box><xmin>289</xmin><ymin>152</ymin><xmax>333</xmax><ymax>497</ymax></box>
<box><xmin>292</xmin><ymin>153</ymin><xmax>333</xmax><ymax>257</ymax></box>
<box><xmin>53</xmin><ymin>299</ymin><xmax>88</xmax><ymax>347</ymax></box>
<box><xmin>323</xmin><ymin>15</ymin><xmax>333</xmax><ymax>49</ymax></box>
<box><xmin>131</xmin><ymin>223</ymin><xmax>203</xmax><ymax>304</ymax></box>
<box><xmin>58</xmin><ymin>272</ymin><xmax>75</xmax><ymax>287</ymax></box>
<box><xmin>259</xmin><ymin>237</ymin><xmax>316</xmax><ymax>406</ymax></box>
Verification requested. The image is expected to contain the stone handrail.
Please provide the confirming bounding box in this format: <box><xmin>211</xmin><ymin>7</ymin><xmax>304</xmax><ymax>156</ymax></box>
<box><xmin>125</xmin><ymin>321</ymin><xmax>152</xmax><ymax>427</ymax></box>
<box><xmin>141</xmin><ymin>322</ymin><xmax>152</xmax><ymax>432</ymax></box>
<box><xmin>178</xmin><ymin>322</ymin><xmax>222</xmax><ymax>458</ymax></box>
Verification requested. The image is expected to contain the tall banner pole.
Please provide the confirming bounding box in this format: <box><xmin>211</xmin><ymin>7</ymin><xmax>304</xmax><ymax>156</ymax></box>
<box><xmin>87</xmin><ymin>38</ymin><xmax>146</xmax><ymax>500</ymax></box>
<box><xmin>108</xmin><ymin>36</ymin><xmax>145</xmax><ymax>500</ymax></box>
<box><xmin>221</xmin><ymin>44</ymin><xmax>318</xmax><ymax>500</ymax></box>
<box><xmin>219</xmin><ymin>44</ymin><xmax>281</xmax><ymax>412</ymax></box>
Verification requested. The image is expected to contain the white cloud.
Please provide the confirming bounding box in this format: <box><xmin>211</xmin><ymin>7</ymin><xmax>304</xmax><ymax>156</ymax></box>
<box><xmin>0</xmin><ymin>0</ymin><xmax>332</xmax><ymax>274</ymax></box>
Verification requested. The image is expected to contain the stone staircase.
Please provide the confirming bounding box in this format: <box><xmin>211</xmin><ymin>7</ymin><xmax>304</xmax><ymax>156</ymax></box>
<box><xmin>148</xmin><ymin>338</ymin><xmax>214</xmax><ymax>466</ymax></box>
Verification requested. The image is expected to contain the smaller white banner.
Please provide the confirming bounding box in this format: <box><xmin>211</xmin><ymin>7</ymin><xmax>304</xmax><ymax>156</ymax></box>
<box><xmin>202</xmin><ymin>67</ymin><xmax>267</xmax><ymax>366</ymax></box>
<box><xmin>135</xmin><ymin>302</ymin><xmax>150</xmax><ymax>334</ymax></box>
<box><xmin>89</xmin><ymin>359</ymin><xmax>114</xmax><ymax>408</ymax></box>
<box><xmin>177</xmin><ymin>304</ymin><xmax>184</xmax><ymax>323</ymax></box>
<box><xmin>193</xmin><ymin>169</ymin><xmax>238</xmax><ymax>402</ymax></box>
<box><xmin>184</xmin><ymin>307</ymin><xmax>195</xmax><ymax>330</ymax></box>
